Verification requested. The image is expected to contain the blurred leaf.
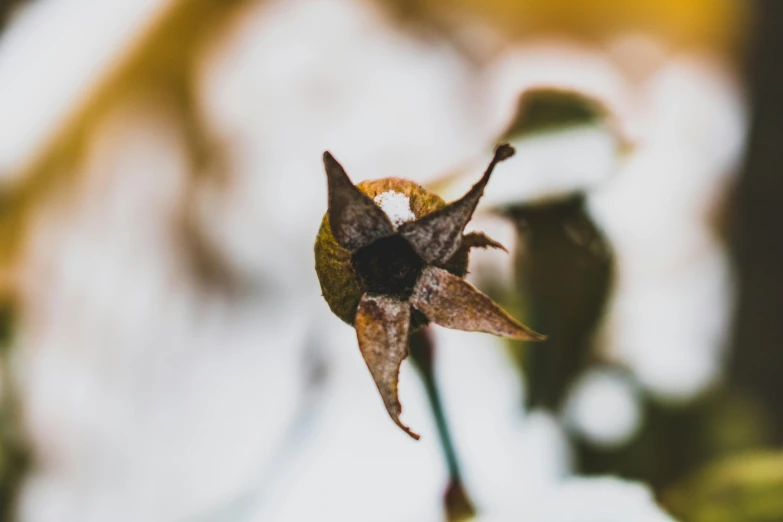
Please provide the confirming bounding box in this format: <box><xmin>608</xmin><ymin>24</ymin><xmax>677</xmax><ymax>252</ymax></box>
<box><xmin>510</xmin><ymin>194</ymin><xmax>613</xmax><ymax>411</ymax></box>
<box><xmin>502</xmin><ymin>89</ymin><xmax>606</xmax><ymax>137</ymax></box>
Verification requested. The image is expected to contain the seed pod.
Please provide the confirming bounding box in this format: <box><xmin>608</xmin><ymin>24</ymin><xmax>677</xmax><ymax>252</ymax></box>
<box><xmin>314</xmin><ymin>145</ymin><xmax>545</xmax><ymax>439</ymax></box>
<box><xmin>315</xmin><ymin>176</ymin><xmax>469</xmax><ymax>326</ymax></box>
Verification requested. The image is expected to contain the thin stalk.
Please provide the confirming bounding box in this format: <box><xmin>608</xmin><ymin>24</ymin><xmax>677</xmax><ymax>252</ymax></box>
<box><xmin>409</xmin><ymin>328</ymin><xmax>475</xmax><ymax>522</ymax></box>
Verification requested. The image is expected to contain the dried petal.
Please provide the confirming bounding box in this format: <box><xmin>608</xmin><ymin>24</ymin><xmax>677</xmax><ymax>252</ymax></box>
<box><xmin>398</xmin><ymin>144</ymin><xmax>515</xmax><ymax>265</ymax></box>
<box><xmin>411</xmin><ymin>266</ymin><xmax>546</xmax><ymax>341</ymax></box>
<box><xmin>461</xmin><ymin>232</ymin><xmax>508</xmax><ymax>253</ymax></box>
<box><xmin>354</xmin><ymin>293</ymin><xmax>419</xmax><ymax>440</ymax></box>
<box><xmin>323</xmin><ymin>152</ymin><xmax>396</xmax><ymax>252</ymax></box>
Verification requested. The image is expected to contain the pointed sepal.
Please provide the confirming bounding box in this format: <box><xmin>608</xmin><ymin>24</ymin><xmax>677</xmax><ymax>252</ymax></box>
<box><xmin>354</xmin><ymin>293</ymin><xmax>419</xmax><ymax>439</ymax></box>
<box><xmin>323</xmin><ymin>151</ymin><xmax>396</xmax><ymax>252</ymax></box>
<box><xmin>410</xmin><ymin>266</ymin><xmax>546</xmax><ymax>341</ymax></box>
<box><xmin>398</xmin><ymin>144</ymin><xmax>515</xmax><ymax>265</ymax></box>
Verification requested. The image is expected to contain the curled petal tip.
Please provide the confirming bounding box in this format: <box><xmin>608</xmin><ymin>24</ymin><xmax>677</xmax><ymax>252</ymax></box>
<box><xmin>494</xmin><ymin>143</ymin><xmax>516</xmax><ymax>161</ymax></box>
<box><xmin>496</xmin><ymin>323</ymin><xmax>547</xmax><ymax>342</ymax></box>
<box><xmin>514</xmin><ymin>330</ymin><xmax>548</xmax><ymax>342</ymax></box>
<box><xmin>393</xmin><ymin>416</ymin><xmax>421</xmax><ymax>440</ymax></box>
<box><xmin>386</xmin><ymin>400</ymin><xmax>421</xmax><ymax>440</ymax></box>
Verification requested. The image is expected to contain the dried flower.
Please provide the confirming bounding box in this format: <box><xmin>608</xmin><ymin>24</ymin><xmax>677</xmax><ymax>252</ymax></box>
<box><xmin>314</xmin><ymin>144</ymin><xmax>545</xmax><ymax>439</ymax></box>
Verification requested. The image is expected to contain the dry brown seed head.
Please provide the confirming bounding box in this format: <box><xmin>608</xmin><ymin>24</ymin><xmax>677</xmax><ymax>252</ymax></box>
<box><xmin>315</xmin><ymin>177</ymin><xmax>468</xmax><ymax>325</ymax></box>
<box><xmin>314</xmin><ymin>145</ymin><xmax>545</xmax><ymax>440</ymax></box>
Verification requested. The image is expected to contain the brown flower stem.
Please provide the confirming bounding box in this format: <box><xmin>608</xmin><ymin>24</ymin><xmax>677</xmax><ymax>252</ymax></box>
<box><xmin>409</xmin><ymin>328</ymin><xmax>476</xmax><ymax>521</ymax></box>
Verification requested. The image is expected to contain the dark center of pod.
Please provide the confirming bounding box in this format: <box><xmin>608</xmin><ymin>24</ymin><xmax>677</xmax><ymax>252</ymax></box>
<box><xmin>351</xmin><ymin>234</ymin><xmax>424</xmax><ymax>300</ymax></box>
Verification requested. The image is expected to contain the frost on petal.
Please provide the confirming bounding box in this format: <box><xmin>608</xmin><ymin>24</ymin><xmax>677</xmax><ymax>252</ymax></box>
<box><xmin>373</xmin><ymin>190</ymin><xmax>416</xmax><ymax>228</ymax></box>
<box><xmin>323</xmin><ymin>151</ymin><xmax>395</xmax><ymax>252</ymax></box>
<box><xmin>398</xmin><ymin>144</ymin><xmax>514</xmax><ymax>265</ymax></box>
<box><xmin>410</xmin><ymin>266</ymin><xmax>545</xmax><ymax>341</ymax></box>
<box><xmin>354</xmin><ymin>294</ymin><xmax>419</xmax><ymax>440</ymax></box>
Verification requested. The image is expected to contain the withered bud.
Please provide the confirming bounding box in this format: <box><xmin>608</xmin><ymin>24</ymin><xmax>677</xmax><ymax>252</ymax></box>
<box><xmin>314</xmin><ymin>144</ymin><xmax>545</xmax><ymax>439</ymax></box>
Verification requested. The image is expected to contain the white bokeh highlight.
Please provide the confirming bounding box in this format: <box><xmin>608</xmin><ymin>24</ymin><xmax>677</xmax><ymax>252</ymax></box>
<box><xmin>590</xmin><ymin>56</ymin><xmax>745</xmax><ymax>401</ymax></box>
<box><xmin>564</xmin><ymin>368</ymin><xmax>642</xmax><ymax>448</ymax></box>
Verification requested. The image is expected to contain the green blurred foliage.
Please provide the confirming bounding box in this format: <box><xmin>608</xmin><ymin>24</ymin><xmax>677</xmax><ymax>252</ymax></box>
<box><xmin>575</xmin><ymin>389</ymin><xmax>772</xmax><ymax>491</ymax></box>
<box><xmin>665</xmin><ymin>452</ymin><xmax>783</xmax><ymax>522</ymax></box>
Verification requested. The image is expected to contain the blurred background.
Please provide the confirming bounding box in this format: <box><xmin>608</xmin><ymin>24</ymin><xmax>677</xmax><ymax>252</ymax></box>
<box><xmin>0</xmin><ymin>0</ymin><xmax>781</xmax><ymax>520</ymax></box>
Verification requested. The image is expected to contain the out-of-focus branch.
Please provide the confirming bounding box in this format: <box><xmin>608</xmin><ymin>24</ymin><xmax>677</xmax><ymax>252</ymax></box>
<box><xmin>409</xmin><ymin>328</ymin><xmax>476</xmax><ymax>522</ymax></box>
<box><xmin>0</xmin><ymin>0</ymin><xmax>28</xmax><ymax>31</ymax></box>
<box><xmin>730</xmin><ymin>0</ymin><xmax>783</xmax><ymax>443</ymax></box>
